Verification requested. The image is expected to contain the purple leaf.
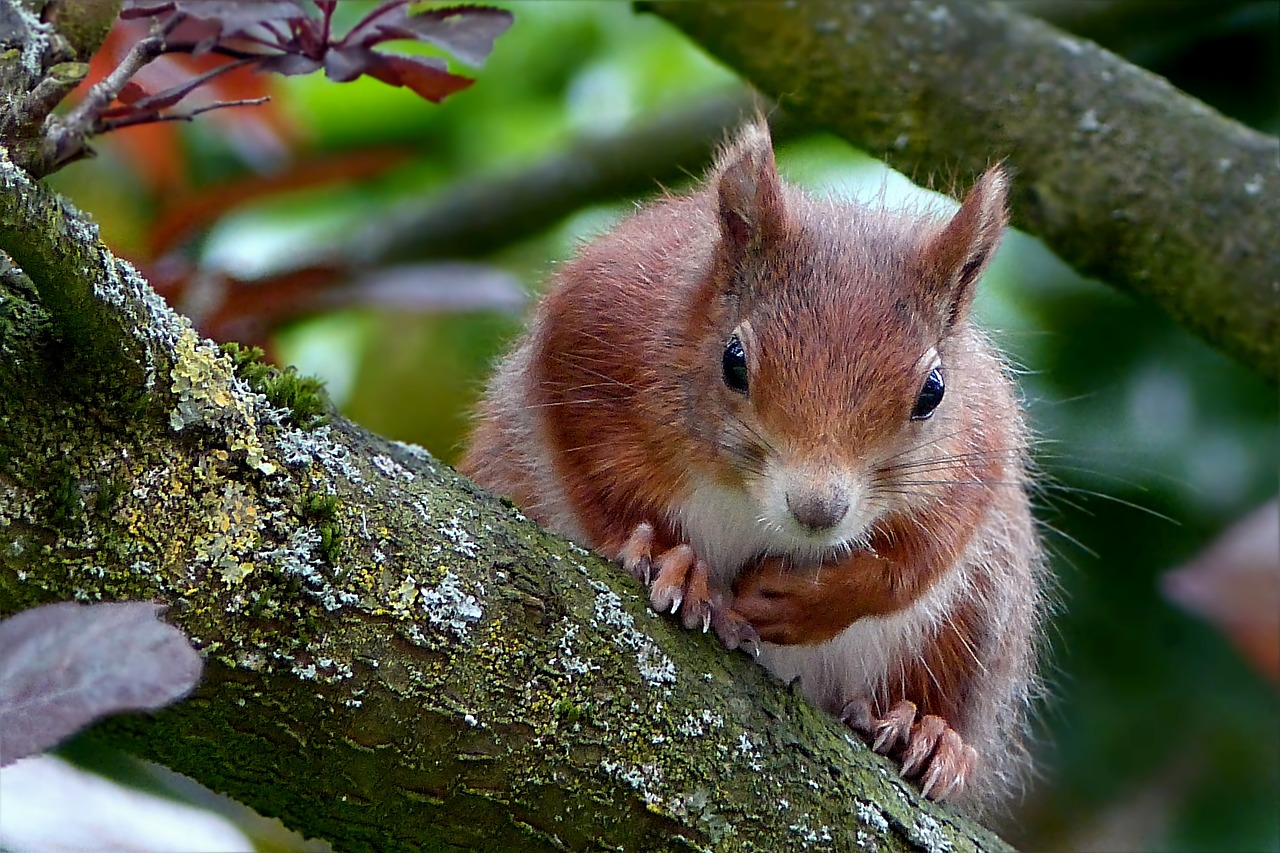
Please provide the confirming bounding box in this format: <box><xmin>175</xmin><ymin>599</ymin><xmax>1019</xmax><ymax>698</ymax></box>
<box><xmin>378</xmin><ymin>5</ymin><xmax>513</xmax><ymax>68</ymax></box>
<box><xmin>0</xmin><ymin>602</ymin><xmax>203</xmax><ymax>767</ymax></box>
<box><xmin>322</xmin><ymin>44</ymin><xmax>379</xmax><ymax>84</ymax></box>
<box><xmin>356</xmin><ymin>52</ymin><xmax>473</xmax><ymax>102</ymax></box>
<box><xmin>124</xmin><ymin>0</ymin><xmax>310</xmax><ymax>35</ymax></box>
<box><xmin>257</xmin><ymin>53</ymin><xmax>323</xmax><ymax>77</ymax></box>
<box><xmin>120</xmin><ymin>0</ymin><xmax>508</xmax><ymax>104</ymax></box>
<box><xmin>342</xmin><ymin>3</ymin><xmax>512</xmax><ymax>67</ymax></box>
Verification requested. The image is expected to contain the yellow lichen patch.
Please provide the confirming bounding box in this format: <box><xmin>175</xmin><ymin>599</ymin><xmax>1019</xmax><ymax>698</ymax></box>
<box><xmin>168</xmin><ymin>327</ymin><xmax>276</xmax><ymax>476</ymax></box>
<box><xmin>221</xmin><ymin>560</ymin><xmax>254</xmax><ymax>585</ymax></box>
<box><xmin>193</xmin><ymin>482</ymin><xmax>267</xmax><ymax>587</ymax></box>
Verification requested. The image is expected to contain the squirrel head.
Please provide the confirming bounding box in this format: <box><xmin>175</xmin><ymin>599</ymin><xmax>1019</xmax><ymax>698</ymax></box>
<box><xmin>684</xmin><ymin>121</ymin><xmax>1009</xmax><ymax>558</ymax></box>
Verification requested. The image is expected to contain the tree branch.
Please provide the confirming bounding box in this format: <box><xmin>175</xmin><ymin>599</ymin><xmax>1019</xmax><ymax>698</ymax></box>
<box><xmin>344</xmin><ymin>88</ymin><xmax>795</xmax><ymax>266</ymax></box>
<box><xmin>0</xmin><ymin>149</ymin><xmax>1011</xmax><ymax>851</ymax></box>
<box><xmin>643</xmin><ymin>0</ymin><xmax>1279</xmax><ymax>385</ymax></box>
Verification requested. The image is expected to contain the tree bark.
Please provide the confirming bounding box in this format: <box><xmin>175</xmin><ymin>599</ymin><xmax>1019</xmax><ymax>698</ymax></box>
<box><xmin>0</xmin><ymin>149</ymin><xmax>1009</xmax><ymax>851</ymax></box>
<box><xmin>643</xmin><ymin>0</ymin><xmax>1279</xmax><ymax>385</ymax></box>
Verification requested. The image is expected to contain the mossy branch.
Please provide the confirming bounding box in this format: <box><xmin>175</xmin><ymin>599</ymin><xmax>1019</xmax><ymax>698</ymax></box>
<box><xmin>0</xmin><ymin>134</ymin><xmax>1010</xmax><ymax>853</ymax></box>
<box><xmin>643</xmin><ymin>0</ymin><xmax>1279</xmax><ymax>385</ymax></box>
<box><xmin>0</xmin><ymin>146</ymin><xmax>164</xmax><ymax>396</ymax></box>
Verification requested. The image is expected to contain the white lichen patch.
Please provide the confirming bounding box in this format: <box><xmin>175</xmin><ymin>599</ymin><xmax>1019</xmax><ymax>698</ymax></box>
<box><xmin>168</xmin><ymin>328</ymin><xmax>277</xmax><ymax>475</ymax></box>
<box><xmin>418</xmin><ymin>570</ymin><xmax>484</xmax><ymax>639</ymax></box>
<box><xmin>787</xmin><ymin>818</ymin><xmax>833</xmax><ymax>846</ymax></box>
<box><xmin>736</xmin><ymin>732</ymin><xmax>764</xmax><ymax>772</ymax></box>
<box><xmin>855</xmin><ymin>799</ymin><xmax>890</xmax><ymax>834</ymax></box>
<box><xmin>277</xmin><ymin>425</ymin><xmax>363</xmax><ymax>483</ymax></box>
<box><xmin>600</xmin><ymin>758</ymin><xmax>665</xmax><ymax>808</ymax></box>
<box><xmin>371</xmin><ymin>454</ymin><xmax>415</xmax><ymax>483</ymax></box>
<box><xmin>677</xmin><ymin>709</ymin><xmax>725</xmax><ymax>737</ymax></box>
<box><xmin>589</xmin><ymin>580</ymin><xmax>676</xmax><ymax>686</ymax></box>
<box><xmin>392</xmin><ymin>440</ymin><xmax>433</xmax><ymax>461</ymax></box>
<box><xmin>1077</xmin><ymin>108</ymin><xmax>1104</xmax><ymax>133</ymax></box>
<box><xmin>262</xmin><ymin>527</ymin><xmax>359</xmax><ymax>611</ymax></box>
<box><xmin>908</xmin><ymin>814</ymin><xmax>953</xmax><ymax>853</ymax></box>
<box><xmin>437</xmin><ymin>513</ymin><xmax>477</xmax><ymax>558</ymax></box>
<box><xmin>551</xmin><ymin>624</ymin><xmax>592</xmax><ymax>681</ymax></box>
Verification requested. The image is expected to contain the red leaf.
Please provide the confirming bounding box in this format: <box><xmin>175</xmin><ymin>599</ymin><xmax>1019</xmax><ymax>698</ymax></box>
<box><xmin>116</xmin><ymin>80</ymin><xmax>149</xmax><ymax>105</ymax></box>
<box><xmin>1162</xmin><ymin>500</ymin><xmax>1280</xmax><ymax>684</ymax></box>
<box><xmin>356</xmin><ymin>51</ymin><xmax>474</xmax><ymax>103</ymax></box>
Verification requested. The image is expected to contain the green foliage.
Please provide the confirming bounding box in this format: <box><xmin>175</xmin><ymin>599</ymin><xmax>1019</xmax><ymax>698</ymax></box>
<box><xmin>553</xmin><ymin>698</ymin><xmax>583</xmax><ymax>723</ymax></box>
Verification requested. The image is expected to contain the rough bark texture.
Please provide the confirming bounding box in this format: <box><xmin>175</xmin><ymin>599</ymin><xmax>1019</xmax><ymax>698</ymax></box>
<box><xmin>0</xmin><ymin>150</ymin><xmax>1009</xmax><ymax>852</ymax></box>
<box><xmin>644</xmin><ymin>0</ymin><xmax>1279</xmax><ymax>385</ymax></box>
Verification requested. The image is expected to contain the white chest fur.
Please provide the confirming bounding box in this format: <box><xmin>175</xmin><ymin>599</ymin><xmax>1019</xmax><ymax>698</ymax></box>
<box><xmin>671</xmin><ymin>478</ymin><xmax>961</xmax><ymax>713</ymax></box>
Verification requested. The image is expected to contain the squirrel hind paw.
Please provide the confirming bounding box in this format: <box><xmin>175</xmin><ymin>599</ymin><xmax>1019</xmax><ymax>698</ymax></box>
<box><xmin>845</xmin><ymin>699</ymin><xmax>976</xmax><ymax>803</ymax></box>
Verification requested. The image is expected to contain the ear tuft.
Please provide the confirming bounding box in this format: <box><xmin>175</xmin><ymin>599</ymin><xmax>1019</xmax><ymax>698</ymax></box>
<box><xmin>714</xmin><ymin>119</ymin><xmax>786</xmax><ymax>262</ymax></box>
<box><xmin>919</xmin><ymin>166</ymin><xmax>1009</xmax><ymax>328</ymax></box>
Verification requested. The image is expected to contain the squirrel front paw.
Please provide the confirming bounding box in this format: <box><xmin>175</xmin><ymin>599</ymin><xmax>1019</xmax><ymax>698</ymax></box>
<box><xmin>841</xmin><ymin>698</ymin><xmax>977</xmax><ymax>802</ymax></box>
<box><xmin>617</xmin><ymin>522</ymin><xmax>757</xmax><ymax>651</ymax></box>
<box><xmin>732</xmin><ymin>559</ymin><xmax>852</xmax><ymax>645</ymax></box>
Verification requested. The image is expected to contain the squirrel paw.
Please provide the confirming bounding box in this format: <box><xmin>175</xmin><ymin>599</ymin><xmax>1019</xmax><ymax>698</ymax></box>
<box><xmin>841</xmin><ymin>698</ymin><xmax>976</xmax><ymax>802</ymax></box>
<box><xmin>731</xmin><ymin>560</ymin><xmax>847</xmax><ymax>645</ymax></box>
<box><xmin>618</xmin><ymin>523</ymin><xmax>712</xmax><ymax>632</ymax></box>
<box><xmin>616</xmin><ymin>523</ymin><xmax>756</xmax><ymax>648</ymax></box>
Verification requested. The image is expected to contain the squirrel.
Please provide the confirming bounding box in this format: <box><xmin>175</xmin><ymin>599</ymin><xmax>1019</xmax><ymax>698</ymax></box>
<box><xmin>461</xmin><ymin>120</ymin><xmax>1043</xmax><ymax>814</ymax></box>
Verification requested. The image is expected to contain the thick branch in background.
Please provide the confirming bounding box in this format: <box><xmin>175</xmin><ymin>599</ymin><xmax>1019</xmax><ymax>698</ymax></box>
<box><xmin>0</xmin><ymin>151</ymin><xmax>1010</xmax><ymax>851</ymax></box>
<box><xmin>344</xmin><ymin>89</ymin><xmax>798</xmax><ymax>266</ymax></box>
<box><xmin>644</xmin><ymin>0</ymin><xmax>1279</xmax><ymax>385</ymax></box>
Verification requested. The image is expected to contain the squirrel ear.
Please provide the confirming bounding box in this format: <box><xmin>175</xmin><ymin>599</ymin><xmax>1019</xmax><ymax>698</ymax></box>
<box><xmin>714</xmin><ymin>120</ymin><xmax>787</xmax><ymax>264</ymax></box>
<box><xmin>918</xmin><ymin>166</ymin><xmax>1008</xmax><ymax>328</ymax></box>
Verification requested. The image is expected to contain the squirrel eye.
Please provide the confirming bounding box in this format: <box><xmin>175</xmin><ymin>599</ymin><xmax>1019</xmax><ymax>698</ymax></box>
<box><xmin>722</xmin><ymin>334</ymin><xmax>749</xmax><ymax>394</ymax></box>
<box><xmin>910</xmin><ymin>366</ymin><xmax>944</xmax><ymax>420</ymax></box>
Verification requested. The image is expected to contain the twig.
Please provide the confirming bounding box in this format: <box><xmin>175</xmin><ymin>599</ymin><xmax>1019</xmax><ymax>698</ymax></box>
<box><xmin>96</xmin><ymin>57</ymin><xmax>256</xmax><ymax>120</ymax></box>
<box><xmin>97</xmin><ymin>97</ymin><xmax>271</xmax><ymax>132</ymax></box>
<box><xmin>59</xmin><ymin>15</ymin><xmax>184</xmax><ymax>133</ymax></box>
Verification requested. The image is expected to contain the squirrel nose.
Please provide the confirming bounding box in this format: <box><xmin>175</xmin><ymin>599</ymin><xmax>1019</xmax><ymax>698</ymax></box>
<box><xmin>786</xmin><ymin>489</ymin><xmax>850</xmax><ymax>532</ymax></box>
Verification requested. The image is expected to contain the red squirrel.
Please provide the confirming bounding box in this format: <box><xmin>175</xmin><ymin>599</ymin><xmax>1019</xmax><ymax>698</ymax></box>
<box><xmin>461</xmin><ymin>120</ymin><xmax>1042</xmax><ymax>813</ymax></box>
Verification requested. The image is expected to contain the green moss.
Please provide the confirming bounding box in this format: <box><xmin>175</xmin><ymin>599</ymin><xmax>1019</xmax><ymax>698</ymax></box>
<box><xmin>301</xmin><ymin>490</ymin><xmax>343</xmax><ymax>565</ymax></box>
<box><xmin>93</xmin><ymin>478</ymin><xmax>125</xmax><ymax>517</ymax></box>
<box><xmin>46</xmin><ymin>461</ymin><xmax>81</xmax><ymax>529</ymax></box>
<box><xmin>553</xmin><ymin>699</ymin><xmax>583</xmax><ymax>723</ymax></box>
<box><xmin>220</xmin><ymin>342</ymin><xmax>331</xmax><ymax>429</ymax></box>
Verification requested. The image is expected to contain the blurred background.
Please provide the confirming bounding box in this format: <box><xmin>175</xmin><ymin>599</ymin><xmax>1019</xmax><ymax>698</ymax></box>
<box><xmin>5</xmin><ymin>1</ymin><xmax>1277</xmax><ymax>850</ymax></box>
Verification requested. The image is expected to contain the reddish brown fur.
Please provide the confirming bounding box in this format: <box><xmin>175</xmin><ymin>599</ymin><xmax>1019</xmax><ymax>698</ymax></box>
<box><xmin>461</xmin><ymin>121</ymin><xmax>1042</xmax><ymax>814</ymax></box>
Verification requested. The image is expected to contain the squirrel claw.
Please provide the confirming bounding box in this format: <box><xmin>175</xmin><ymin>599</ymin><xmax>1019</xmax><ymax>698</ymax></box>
<box><xmin>872</xmin><ymin>700</ymin><xmax>917</xmax><ymax>754</ymax></box>
<box><xmin>846</xmin><ymin>698</ymin><xmax>975</xmax><ymax>802</ymax></box>
<box><xmin>618</xmin><ymin>523</ymin><xmax>656</xmax><ymax>585</ymax></box>
<box><xmin>615</xmin><ymin>523</ymin><xmax>725</xmax><ymax>639</ymax></box>
<box><xmin>714</xmin><ymin>603</ymin><xmax>761</xmax><ymax>654</ymax></box>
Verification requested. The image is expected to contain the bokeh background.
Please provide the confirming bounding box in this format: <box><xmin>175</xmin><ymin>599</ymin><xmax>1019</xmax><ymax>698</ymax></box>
<box><xmin>6</xmin><ymin>2</ymin><xmax>1277</xmax><ymax>851</ymax></box>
